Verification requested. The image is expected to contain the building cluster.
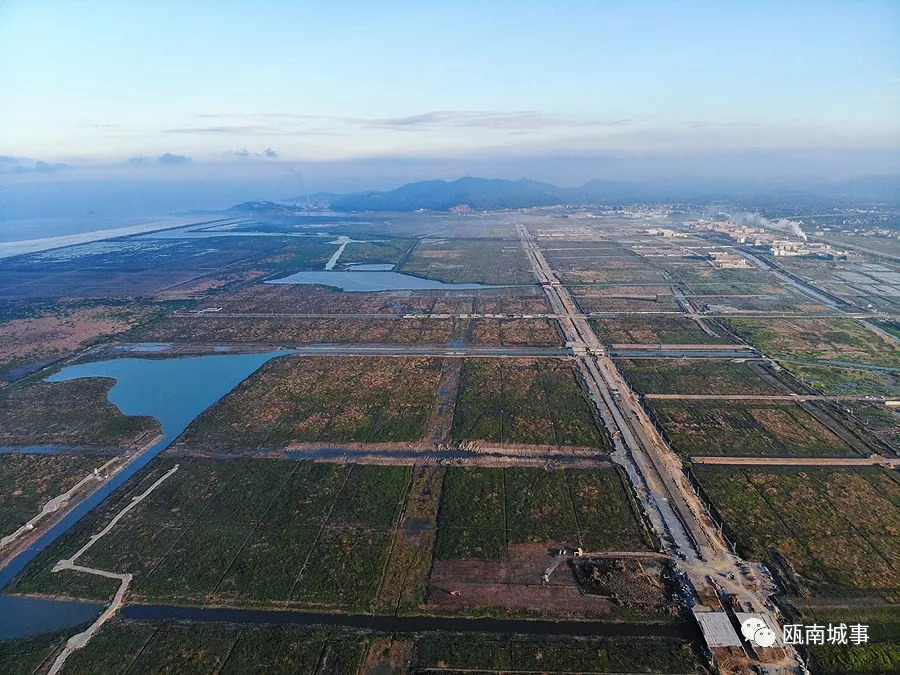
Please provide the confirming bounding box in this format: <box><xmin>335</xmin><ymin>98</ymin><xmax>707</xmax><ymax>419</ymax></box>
<box><xmin>692</xmin><ymin>220</ymin><xmax>847</xmax><ymax>259</ymax></box>
<box><xmin>707</xmin><ymin>251</ymin><xmax>751</xmax><ymax>268</ymax></box>
<box><xmin>646</xmin><ymin>227</ymin><xmax>686</xmax><ymax>238</ymax></box>
<box><xmin>769</xmin><ymin>240</ymin><xmax>839</xmax><ymax>257</ymax></box>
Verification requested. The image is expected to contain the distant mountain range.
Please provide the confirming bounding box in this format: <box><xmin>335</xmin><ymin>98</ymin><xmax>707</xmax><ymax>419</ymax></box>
<box><xmin>270</xmin><ymin>175</ymin><xmax>900</xmax><ymax>213</ymax></box>
<box><xmin>282</xmin><ymin>176</ymin><xmax>695</xmax><ymax>212</ymax></box>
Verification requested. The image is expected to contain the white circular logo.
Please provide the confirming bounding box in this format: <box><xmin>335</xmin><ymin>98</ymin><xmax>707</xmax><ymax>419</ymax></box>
<box><xmin>754</xmin><ymin>627</ymin><xmax>777</xmax><ymax>648</ymax></box>
<box><xmin>741</xmin><ymin>617</ymin><xmax>766</xmax><ymax>640</ymax></box>
<box><xmin>741</xmin><ymin>617</ymin><xmax>776</xmax><ymax>647</ymax></box>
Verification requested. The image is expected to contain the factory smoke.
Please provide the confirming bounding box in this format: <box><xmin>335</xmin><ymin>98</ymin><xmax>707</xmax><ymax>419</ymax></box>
<box><xmin>729</xmin><ymin>212</ymin><xmax>807</xmax><ymax>241</ymax></box>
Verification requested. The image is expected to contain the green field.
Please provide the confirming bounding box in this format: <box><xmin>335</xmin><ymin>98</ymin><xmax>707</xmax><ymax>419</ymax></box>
<box><xmin>11</xmin><ymin>459</ymin><xmax>411</xmax><ymax>612</ymax></box>
<box><xmin>782</xmin><ymin>361</ymin><xmax>900</xmax><ymax>396</ymax></box>
<box><xmin>692</xmin><ymin>466</ymin><xmax>900</xmax><ymax>597</ymax></box>
<box><xmin>649</xmin><ymin>400</ymin><xmax>860</xmax><ymax>457</ymax></box>
<box><xmin>618</xmin><ymin>359</ymin><xmax>788</xmax><ymax>395</ymax></box>
<box><xmin>413</xmin><ymin>633</ymin><xmax>703</xmax><ymax>673</ymax></box>
<box><xmin>435</xmin><ymin>466</ymin><xmax>651</xmax><ymax>561</ymax></box>
<box><xmin>173</xmin><ymin>355</ymin><xmax>442</xmax><ymax>452</ymax></box>
<box><xmin>723</xmin><ymin>317</ymin><xmax>900</xmax><ymax>367</ymax></box>
<box><xmin>451</xmin><ymin>358</ymin><xmax>609</xmax><ymax>448</ymax></box>
<box><xmin>590</xmin><ymin>316</ymin><xmax>736</xmax><ymax>345</ymax></box>
<box><xmin>0</xmin><ymin>618</ymin><xmax>704</xmax><ymax>675</ymax></box>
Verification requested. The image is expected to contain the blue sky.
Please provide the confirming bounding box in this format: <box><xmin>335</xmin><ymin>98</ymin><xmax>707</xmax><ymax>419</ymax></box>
<box><xmin>1</xmin><ymin>0</ymin><xmax>898</xmax><ymax>177</ymax></box>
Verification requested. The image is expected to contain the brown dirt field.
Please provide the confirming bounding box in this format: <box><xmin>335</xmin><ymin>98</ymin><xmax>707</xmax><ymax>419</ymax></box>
<box><xmin>153</xmin><ymin>270</ymin><xmax>266</xmax><ymax>300</ymax></box>
<box><xmin>748</xmin><ymin>408</ymin><xmax>835</xmax><ymax>446</ymax></box>
<box><xmin>427</xmin><ymin>543</ymin><xmax>617</xmax><ymax>617</ymax></box>
<box><xmin>0</xmin><ymin>303</ymin><xmax>160</xmax><ymax>369</ymax></box>
<box><xmin>193</xmin><ymin>284</ymin><xmax>549</xmax><ymax>316</ymax></box>
<box><xmin>425</xmin><ymin>579</ymin><xmax>614</xmax><ymax>615</ymax></box>
<box><xmin>361</xmin><ymin>638</ymin><xmax>411</xmax><ymax>675</ymax></box>
<box><xmin>139</xmin><ymin>316</ymin><xmax>459</xmax><ymax>344</ymax></box>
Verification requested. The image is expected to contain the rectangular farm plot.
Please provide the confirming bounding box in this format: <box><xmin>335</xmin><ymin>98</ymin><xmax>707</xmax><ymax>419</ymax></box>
<box><xmin>504</xmin><ymin>468</ymin><xmax>579</xmax><ymax>543</ymax></box>
<box><xmin>436</xmin><ymin>467</ymin><xmax>650</xmax><ymax>560</ymax></box>
<box><xmin>566</xmin><ymin>469</ymin><xmax>653</xmax><ymax>551</ymax></box>
<box><xmin>782</xmin><ymin>361</ymin><xmax>900</xmax><ymax>396</ymax></box>
<box><xmin>436</xmin><ymin>467</ymin><xmax>506</xmax><ymax>561</ymax></box>
<box><xmin>10</xmin><ymin>459</ymin><xmax>410</xmax><ymax>612</ymax></box>
<box><xmin>467</xmin><ymin>318</ymin><xmax>561</xmax><ymax>347</ymax></box>
<box><xmin>61</xmin><ymin>619</ymin><xmax>370</xmax><ymax>675</ymax></box>
<box><xmin>290</xmin><ymin>527</ymin><xmax>394</xmax><ymax>610</ymax></box>
<box><xmin>451</xmin><ymin>358</ymin><xmax>609</xmax><ymax>449</ymax></box>
<box><xmin>618</xmin><ymin>359</ymin><xmax>789</xmax><ymax>395</ymax></box>
<box><xmin>724</xmin><ymin>317</ymin><xmax>900</xmax><ymax>367</ymax></box>
<box><xmin>400</xmin><ymin>238</ymin><xmax>533</xmax><ymax>285</ymax></box>
<box><xmin>173</xmin><ymin>355</ymin><xmax>443</xmax><ymax>452</ymax></box>
<box><xmin>413</xmin><ymin>634</ymin><xmax>704</xmax><ymax>674</ymax></box>
<box><xmin>430</xmin><ymin>467</ymin><xmax>658</xmax><ymax>619</ymax></box>
<box><xmin>649</xmin><ymin>400</ymin><xmax>859</xmax><ymax>457</ymax></box>
<box><xmin>692</xmin><ymin>466</ymin><xmax>900</xmax><ymax>597</ymax></box>
<box><xmin>572</xmin><ymin>285</ymin><xmax>679</xmax><ymax>313</ymax></box>
<box><xmin>139</xmin><ymin>315</ymin><xmax>459</xmax><ymax>345</ymax></box>
<box><xmin>590</xmin><ymin>316</ymin><xmax>735</xmax><ymax>345</ymax></box>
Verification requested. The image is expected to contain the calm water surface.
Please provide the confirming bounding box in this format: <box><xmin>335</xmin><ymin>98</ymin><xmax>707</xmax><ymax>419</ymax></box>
<box><xmin>266</xmin><ymin>270</ymin><xmax>502</xmax><ymax>291</ymax></box>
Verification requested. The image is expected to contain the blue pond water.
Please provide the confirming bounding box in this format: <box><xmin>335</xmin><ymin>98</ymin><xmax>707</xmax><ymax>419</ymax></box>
<box><xmin>44</xmin><ymin>353</ymin><xmax>291</xmax><ymax>440</ymax></box>
<box><xmin>0</xmin><ymin>595</ymin><xmax>104</xmax><ymax>640</ymax></box>
<box><xmin>0</xmin><ymin>351</ymin><xmax>292</xmax><ymax>633</ymax></box>
<box><xmin>266</xmin><ymin>270</ymin><xmax>501</xmax><ymax>292</ymax></box>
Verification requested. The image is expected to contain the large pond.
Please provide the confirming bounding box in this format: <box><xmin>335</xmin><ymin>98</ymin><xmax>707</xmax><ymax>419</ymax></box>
<box><xmin>266</xmin><ymin>270</ymin><xmax>502</xmax><ymax>292</ymax></box>
<box><xmin>0</xmin><ymin>351</ymin><xmax>292</xmax><ymax>635</ymax></box>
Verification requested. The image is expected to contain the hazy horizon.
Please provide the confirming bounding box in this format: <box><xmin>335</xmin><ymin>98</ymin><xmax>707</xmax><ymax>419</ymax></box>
<box><xmin>2</xmin><ymin>0</ymin><xmax>898</xmax><ymax>209</ymax></box>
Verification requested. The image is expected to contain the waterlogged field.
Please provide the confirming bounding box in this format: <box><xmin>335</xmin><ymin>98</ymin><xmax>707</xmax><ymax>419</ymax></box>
<box><xmin>648</xmin><ymin>400</ymin><xmax>859</xmax><ymax>457</ymax></box>
<box><xmin>782</xmin><ymin>361</ymin><xmax>900</xmax><ymax>396</ymax></box>
<box><xmin>173</xmin><ymin>355</ymin><xmax>443</xmax><ymax>451</ymax></box>
<box><xmin>451</xmin><ymin>358</ymin><xmax>609</xmax><ymax>449</ymax></box>
<box><xmin>692</xmin><ymin>466</ymin><xmax>900</xmax><ymax>597</ymax></box>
